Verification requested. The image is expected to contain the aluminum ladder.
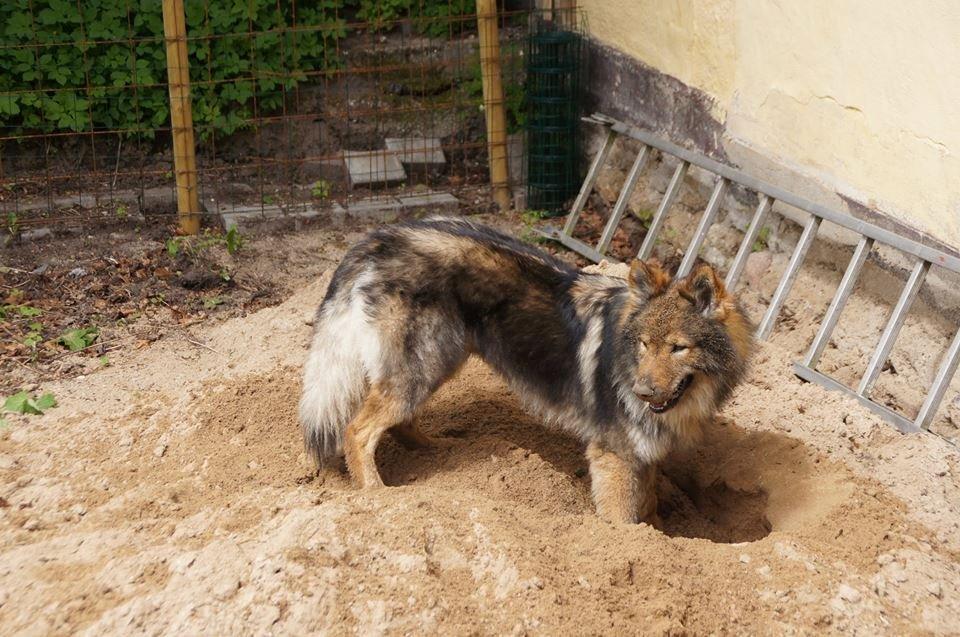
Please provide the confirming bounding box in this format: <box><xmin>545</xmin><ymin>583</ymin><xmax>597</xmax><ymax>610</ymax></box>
<box><xmin>539</xmin><ymin>113</ymin><xmax>960</xmax><ymax>434</ymax></box>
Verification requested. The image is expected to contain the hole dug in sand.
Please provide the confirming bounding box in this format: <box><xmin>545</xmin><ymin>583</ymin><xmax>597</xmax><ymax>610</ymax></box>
<box><xmin>656</xmin><ymin>417</ymin><xmax>849</xmax><ymax>545</ymax></box>
<box><xmin>657</xmin><ymin>470</ymin><xmax>772</xmax><ymax>544</ymax></box>
<box><xmin>657</xmin><ymin>419</ymin><xmax>776</xmax><ymax>543</ymax></box>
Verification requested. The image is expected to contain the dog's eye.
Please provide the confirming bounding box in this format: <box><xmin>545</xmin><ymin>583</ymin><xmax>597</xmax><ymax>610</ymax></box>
<box><xmin>671</xmin><ymin>344</ymin><xmax>688</xmax><ymax>354</ymax></box>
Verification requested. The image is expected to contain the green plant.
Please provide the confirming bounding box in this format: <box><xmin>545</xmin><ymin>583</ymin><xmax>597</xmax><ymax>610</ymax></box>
<box><xmin>5</xmin><ymin>212</ymin><xmax>19</xmax><ymax>236</ymax></box>
<box><xmin>166</xmin><ymin>237</ymin><xmax>182</xmax><ymax>258</ymax></box>
<box><xmin>225</xmin><ymin>225</ymin><xmax>243</xmax><ymax>255</ymax></box>
<box><xmin>0</xmin><ymin>0</ymin><xmax>346</xmax><ymax>139</ymax></box>
<box><xmin>3</xmin><ymin>390</ymin><xmax>57</xmax><ymax>416</ymax></box>
<box><xmin>203</xmin><ymin>296</ymin><xmax>225</xmax><ymax>310</ymax></box>
<box><xmin>633</xmin><ymin>208</ymin><xmax>655</xmax><ymax>227</ymax></box>
<box><xmin>351</xmin><ymin>0</ymin><xmax>475</xmax><ymax>37</ymax></box>
<box><xmin>167</xmin><ymin>228</ymin><xmax>242</xmax><ymax>260</ymax></box>
<box><xmin>752</xmin><ymin>226</ymin><xmax>771</xmax><ymax>252</ymax></box>
<box><xmin>99</xmin><ymin>355</ymin><xmax>110</xmax><ymax>367</ymax></box>
<box><xmin>463</xmin><ymin>49</ymin><xmax>526</xmax><ymax>134</ymax></box>
<box><xmin>311</xmin><ymin>179</ymin><xmax>331</xmax><ymax>200</ymax></box>
<box><xmin>518</xmin><ymin>209</ymin><xmax>550</xmax><ymax>245</ymax></box>
<box><xmin>58</xmin><ymin>326</ymin><xmax>99</xmax><ymax>352</ymax></box>
<box><xmin>0</xmin><ymin>304</ymin><xmax>42</xmax><ymax>320</ymax></box>
<box><xmin>115</xmin><ymin>203</ymin><xmax>129</xmax><ymax>220</ymax></box>
<box><xmin>520</xmin><ymin>209</ymin><xmax>548</xmax><ymax>225</ymax></box>
<box><xmin>23</xmin><ymin>321</ymin><xmax>43</xmax><ymax>350</ymax></box>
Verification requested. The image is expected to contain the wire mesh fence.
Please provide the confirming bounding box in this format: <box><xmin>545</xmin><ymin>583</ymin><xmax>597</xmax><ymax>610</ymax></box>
<box><xmin>0</xmin><ymin>1</ymin><xmax>583</xmax><ymax>235</ymax></box>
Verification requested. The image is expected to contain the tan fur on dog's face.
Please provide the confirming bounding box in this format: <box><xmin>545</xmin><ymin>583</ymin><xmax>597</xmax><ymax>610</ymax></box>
<box><xmin>627</xmin><ymin>260</ymin><xmax>752</xmax><ymax>416</ymax></box>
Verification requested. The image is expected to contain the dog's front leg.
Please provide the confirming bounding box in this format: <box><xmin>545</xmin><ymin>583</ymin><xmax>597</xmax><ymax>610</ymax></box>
<box><xmin>586</xmin><ymin>441</ymin><xmax>659</xmax><ymax>526</ymax></box>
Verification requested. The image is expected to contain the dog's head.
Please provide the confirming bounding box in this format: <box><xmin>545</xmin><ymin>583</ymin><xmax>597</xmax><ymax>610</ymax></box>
<box><xmin>625</xmin><ymin>259</ymin><xmax>753</xmax><ymax>418</ymax></box>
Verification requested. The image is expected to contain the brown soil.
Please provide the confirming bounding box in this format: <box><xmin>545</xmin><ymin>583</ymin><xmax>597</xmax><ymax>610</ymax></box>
<box><xmin>1</xmin><ymin>217</ymin><xmax>959</xmax><ymax>635</ymax></box>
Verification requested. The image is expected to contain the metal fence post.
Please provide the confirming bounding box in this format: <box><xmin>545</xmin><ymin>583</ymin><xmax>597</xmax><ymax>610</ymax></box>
<box><xmin>477</xmin><ymin>0</ymin><xmax>511</xmax><ymax>211</ymax></box>
<box><xmin>162</xmin><ymin>0</ymin><xmax>201</xmax><ymax>235</ymax></box>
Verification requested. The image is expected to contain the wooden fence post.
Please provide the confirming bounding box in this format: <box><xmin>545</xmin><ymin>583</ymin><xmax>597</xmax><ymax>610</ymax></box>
<box><xmin>477</xmin><ymin>0</ymin><xmax>511</xmax><ymax>211</ymax></box>
<box><xmin>162</xmin><ymin>0</ymin><xmax>201</xmax><ymax>235</ymax></box>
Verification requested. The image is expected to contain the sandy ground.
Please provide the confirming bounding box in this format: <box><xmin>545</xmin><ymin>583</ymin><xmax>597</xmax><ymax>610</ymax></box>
<box><xmin>2</xmin><ymin>219</ymin><xmax>959</xmax><ymax>635</ymax></box>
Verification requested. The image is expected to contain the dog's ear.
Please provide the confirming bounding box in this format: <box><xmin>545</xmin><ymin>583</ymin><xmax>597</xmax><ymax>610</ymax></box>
<box><xmin>677</xmin><ymin>264</ymin><xmax>730</xmax><ymax>319</ymax></box>
<box><xmin>628</xmin><ymin>258</ymin><xmax>671</xmax><ymax>297</ymax></box>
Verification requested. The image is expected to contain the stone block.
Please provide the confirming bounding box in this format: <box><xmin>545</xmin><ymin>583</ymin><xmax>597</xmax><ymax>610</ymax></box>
<box><xmin>343</xmin><ymin>150</ymin><xmax>406</xmax><ymax>188</ymax></box>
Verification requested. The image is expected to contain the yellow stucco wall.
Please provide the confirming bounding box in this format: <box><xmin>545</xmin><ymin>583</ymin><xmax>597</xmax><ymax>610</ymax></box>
<box><xmin>580</xmin><ymin>0</ymin><xmax>960</xmax><ymax>248</ymax></box>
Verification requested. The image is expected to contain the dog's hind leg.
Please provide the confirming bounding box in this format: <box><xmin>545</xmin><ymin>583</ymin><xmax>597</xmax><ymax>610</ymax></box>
<box><xmin>347</xmin><ymin>307</ymin><xmax>468</xmax><ymax>486</ymax></box>
<box><xmin>586</xmin><ymin>441</ymin><xmax>660</xmax><ymax>526</ymax></box>
<box><xmin>388</xmin><ymin>420</ymin><xmax>439</xmax><ymax>450</ymax></box>
<box><xmin>344</xmin><ymin>385</ymin><xmax>409</xmax><ymax>488</ymax></box>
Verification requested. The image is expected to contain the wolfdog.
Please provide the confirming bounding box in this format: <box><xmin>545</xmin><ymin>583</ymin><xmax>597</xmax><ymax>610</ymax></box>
<box><xmin>300</xmin><ymin>217</ymin><xmax>752</xmax><ymax>524</ymax></box>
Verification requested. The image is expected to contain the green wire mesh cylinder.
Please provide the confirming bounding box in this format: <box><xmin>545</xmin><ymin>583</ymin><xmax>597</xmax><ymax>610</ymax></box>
<box><xmin>526</xmin><ymin>27</ymin><xmax>583</xmax><ymax>216</ymax></box>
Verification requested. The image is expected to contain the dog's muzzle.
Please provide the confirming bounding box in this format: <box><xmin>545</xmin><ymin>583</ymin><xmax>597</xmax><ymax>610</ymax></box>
<box><xmin>637</xmin><ymin>374</ymin><xmax>693</xmax><ymax>413</ymax></box>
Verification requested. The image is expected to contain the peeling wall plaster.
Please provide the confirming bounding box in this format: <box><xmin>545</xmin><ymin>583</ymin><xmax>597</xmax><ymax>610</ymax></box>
<box><xmin>579</xmin><ymin>0</ymin><xmax>959</xmax><ymax>249</ymax></box>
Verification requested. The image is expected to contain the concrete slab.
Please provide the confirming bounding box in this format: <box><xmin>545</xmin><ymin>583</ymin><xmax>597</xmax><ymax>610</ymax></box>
<box><xmin>342</xmin><ymin>196</ymin><xmax>404</xmax><ymax>222</ymax></box>
<box><xmin>385</xmin><ymin>137</ymin><xmax>446</xmax><ymax>166</ymax></box>
<box><xmin>397</xmin><ymin>191</ymin><xmax>459</xmax><ymax>214</ymax></box>
<box><xmin>220</xmin><ymin>203</ymin><xmax>342</xmax><ymax>231</ymax></box>
<box><xmin>343</xmin><ymin>150</ymin><xmax>406</xmax><ymax>188</ymax></box>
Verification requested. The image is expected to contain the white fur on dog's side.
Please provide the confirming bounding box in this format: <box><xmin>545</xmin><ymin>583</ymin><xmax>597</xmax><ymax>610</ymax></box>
<box><xmin>577</xmin><ymin>315</ymin><xmax>603</xmax><ymax>410</ymax></box>
<box><xmin>299</xmin><ymin>268</ymin><xmax>381</xmax><ymax>463</ymax></box>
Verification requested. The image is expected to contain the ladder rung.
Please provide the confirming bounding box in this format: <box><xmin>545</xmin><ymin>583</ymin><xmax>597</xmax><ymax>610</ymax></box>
<box><xmin>802</xmin><ymin>236</ymin><xmax>874</xmax><ymax>367</ymax></box>
<box><xmin>597</xmin><ymin>145</ymin><xmax>650</xmax><ymax>255</ymax></box>
<box><xmin>915</xmin><ymin>325</ymin><xmax>960</xmax><ymax>430</ymax></box>
<box><xmin>562</xmin><ymin>127</ymin><xmax>617</xmax><ymax>237</ymax></box>
<box><xmin>793</xmin><ymin>363</ymin><xmax>920</xmax><ymax>433</ymax></box>
<box><xmin>858</xmin><ymin>259</ymin><xmax>931</xmax><ymax>397</ymax></box>
<box><xmin>637</xmin><ymin>160</ymin><xmax>688</xmax><ymax>260</ymax></box>
<box><xmin>535</xmin><ymin>226</ymin><xmax>610</xmax><ymax>264</ymax></box>
<box><xmin>756</xmin><ymin>216</ymin><xmax>821</xmax><ymax>340</ymax></box>
<box><xmin>724</xmin><ymin>195</ymin><xmax>773</xmax><ymax>290</ymax></box>
<box><xmin>677</xmin><ymin>177</ymin><xmax>727</xmax><ymax>278</ymax></box>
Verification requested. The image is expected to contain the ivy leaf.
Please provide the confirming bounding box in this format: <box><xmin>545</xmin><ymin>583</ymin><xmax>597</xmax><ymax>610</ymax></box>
<box><xmin>35</xmin><ymin>393</ymin><xmax>57</xmax><ymax>411</ymax></box>
<box><xmin>3</xmin><ymin>391</ymin><xmax>57</xmax><ymax>415</ymax></box>
<box><xmin>58</xmin><ymin>327</ymin><xmax>99</xmax><ymax>352</ymax></box>
<box><xmin>4</xmin><ymin>391</ymin><xmax>41</xmax><ymax>415</ymax></box>
<box><xmin>3</xmin><ymin>391</ymin><xmax>31</xmax><ymax>414</ymax></box>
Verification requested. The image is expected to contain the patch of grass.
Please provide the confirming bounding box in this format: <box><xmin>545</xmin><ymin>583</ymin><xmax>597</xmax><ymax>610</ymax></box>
<box><xmin>518</xmin><ymin>209</ymin><xmax>552</xmax><ymax>245</ymax></box>
<box><xmin>520</xmin><ymin>209</ymin><xmax>549</xmax><ymax>225</ymax></box>
<box><xmin>203</xmin><ymin>296</ymin><xmax>225</xmax><ymax>310</ymax></box>
<box><xmin>752</xmin><ymin>226</ymin><xmax>771</xmax><ymax>252</ymax></box>
<box><xmin>166</xmin><ymin>227</ymin><xmax>244</xmax><ymax>260</ymax></box>
<box><xmin>633</xmin><ymin>208</ymin><xmax>655</xmax><ymax>227</ymax></box>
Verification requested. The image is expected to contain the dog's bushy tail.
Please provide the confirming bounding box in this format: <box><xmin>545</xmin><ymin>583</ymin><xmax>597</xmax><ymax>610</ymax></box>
<box><xmin>298</xmin><ymin>275</ymin><xmax>380</xmax><ymax>466</ymax></box>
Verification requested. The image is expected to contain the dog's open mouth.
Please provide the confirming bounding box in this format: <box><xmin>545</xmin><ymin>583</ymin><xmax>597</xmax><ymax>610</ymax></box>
<box><xmin>648</xmin><ymin>375</ymin><xmax>693</xmax><ymax>413</ymax></box>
